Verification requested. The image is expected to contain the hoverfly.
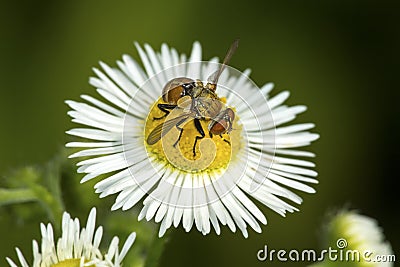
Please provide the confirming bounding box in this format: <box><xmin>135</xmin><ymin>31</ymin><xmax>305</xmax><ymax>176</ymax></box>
<box><xmin>146</xmin><ymin>40</ymin><xmax>239</xmax><ymax>157</ymax></box>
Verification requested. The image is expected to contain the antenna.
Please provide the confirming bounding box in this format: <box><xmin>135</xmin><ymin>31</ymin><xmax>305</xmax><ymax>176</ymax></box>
<box><xmin>207</xmin><ymin>39</ymin><xmax>240</xmax><ymax>85</ymax></box>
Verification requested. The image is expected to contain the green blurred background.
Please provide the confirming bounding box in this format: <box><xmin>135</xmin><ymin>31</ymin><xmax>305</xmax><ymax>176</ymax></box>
<box><xmin>0</xmin><ymin>0</ymin><xmax>398</xmax><ymax>266</ymax></box>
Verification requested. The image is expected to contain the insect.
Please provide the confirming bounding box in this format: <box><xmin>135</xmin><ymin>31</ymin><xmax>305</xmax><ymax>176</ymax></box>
<box><xmin>146</xmin><ymin>39</ymin><xmax>239</xmax><ymax>157</ymax></box>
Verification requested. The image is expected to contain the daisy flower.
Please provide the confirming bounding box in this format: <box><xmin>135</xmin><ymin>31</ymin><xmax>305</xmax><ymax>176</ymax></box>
<box><xmin>325</xmin><ymin>210</ymin><xmax>394</xmax><ymax>267</ymax></box>
<box><xmin>6</xmin><ymin>208</ymin><xmax>136</xmax><ymax>267</ymax></box>
<box><xmin>66</xmin><ymin>41</ymin><xmax>319</xmax><ymax>237</ymax></box>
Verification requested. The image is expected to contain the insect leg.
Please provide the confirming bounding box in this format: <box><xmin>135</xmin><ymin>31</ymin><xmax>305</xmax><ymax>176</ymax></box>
<box><xmin>154</xmin><ymin>104</ymin><xmax>177</xmax><ymax>120</ymax></box>
<box><xmin>193</xmin><ymin>118</ymin><xmax>205</xmax><ymax>157</ymax></box>
<box><xmin>173</xmin><ymin>117</ymin><xmax>188</xmax><ymax>148</ymax></box>
<box><xmin>219</xmin><ymin>134</ymin><xmax>231</xmax><ymax>145</ymax></box>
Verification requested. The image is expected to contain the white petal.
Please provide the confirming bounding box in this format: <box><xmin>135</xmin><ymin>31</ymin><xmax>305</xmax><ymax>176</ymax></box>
<box><xmin>6</xmin><ymin>258</ymin><xmax>18</xmax><ymax>267</ymax></box>
<box><xmin>16</xmin><ymin>248</ymin><xmax>29</xmax><ymax>267</ymax></box>
<box><xmin>118</xmin><ymin>232</ymin><xmax>136</xmax><ymax>263</ymax></box>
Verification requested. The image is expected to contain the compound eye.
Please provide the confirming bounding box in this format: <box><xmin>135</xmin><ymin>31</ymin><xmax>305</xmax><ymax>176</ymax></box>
<box><xmin>209</xmin><ymin>120</ymin><xmax>229</xmax><ymax>135</ymax></box>
<box><xmin>162</xmin><ymin>77</ymin><xmax>194</xmax><ymax>103</ymax></box>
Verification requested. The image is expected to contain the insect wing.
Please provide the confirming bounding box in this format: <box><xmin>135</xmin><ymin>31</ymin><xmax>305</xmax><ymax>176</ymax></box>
<box><xmin>147</xmin><ymin>114</ymin><xmax>190</xmax><ymax>145</ymax></box>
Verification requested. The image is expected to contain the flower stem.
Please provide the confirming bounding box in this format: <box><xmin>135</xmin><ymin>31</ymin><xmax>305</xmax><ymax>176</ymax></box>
<box><xmin>29</xmin><ymin>182</ymin><xmax>64</xmax><ymax>224</ymax></box>
<box><xmin>0</xmin><ymin>188</ymin><xmax>37</xmax><ymax>205</ymax></box>
<box><xmin>143</xmin><ymin>230</ymin><xmax>171</xmax><ymax>267</ymax></box>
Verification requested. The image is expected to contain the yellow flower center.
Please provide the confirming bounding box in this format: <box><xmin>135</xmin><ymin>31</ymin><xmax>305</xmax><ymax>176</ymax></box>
<box><xmin>145</xmin><ymin>97</ymin><xmax>242</xmax><ymax>173</ymax></box>
<box><xmin>51</xmin><ymin>259</ymin><xmax>95</xmax><ymax>267</ymax></box>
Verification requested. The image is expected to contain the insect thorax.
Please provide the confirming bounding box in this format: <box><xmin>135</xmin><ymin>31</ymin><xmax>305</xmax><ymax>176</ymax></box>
<box><xmin>193</xmin><ymin>96</ymin><xmax>222</xmax><ymax>119</ymax></box>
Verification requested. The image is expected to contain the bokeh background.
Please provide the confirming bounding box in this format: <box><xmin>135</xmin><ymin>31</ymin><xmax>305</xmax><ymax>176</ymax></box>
<box><xmin>0</xmin><ymin>0</ymin><xmax>398</xmax><ymax>266</ymax></box>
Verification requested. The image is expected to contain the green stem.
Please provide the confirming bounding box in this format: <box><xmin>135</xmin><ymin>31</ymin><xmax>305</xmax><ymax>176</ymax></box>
<box><xmin>0</xmin><ymin>185</ymin><xmax>63</xmax><ymax>223</ymax></box>
<box><xmin>29</xmin><ymin>183</ymin><xmax>64</xmax><ymax>224</ymax></box>
<box><xmin>0</xmin><ymin>188</ymin><xmax>37</xmax><ymax>205</ymax></box>
<box><xmin>143</xmin><ymin>230</ymin><xmax>171</xmax><ymax>267</ymax></box>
